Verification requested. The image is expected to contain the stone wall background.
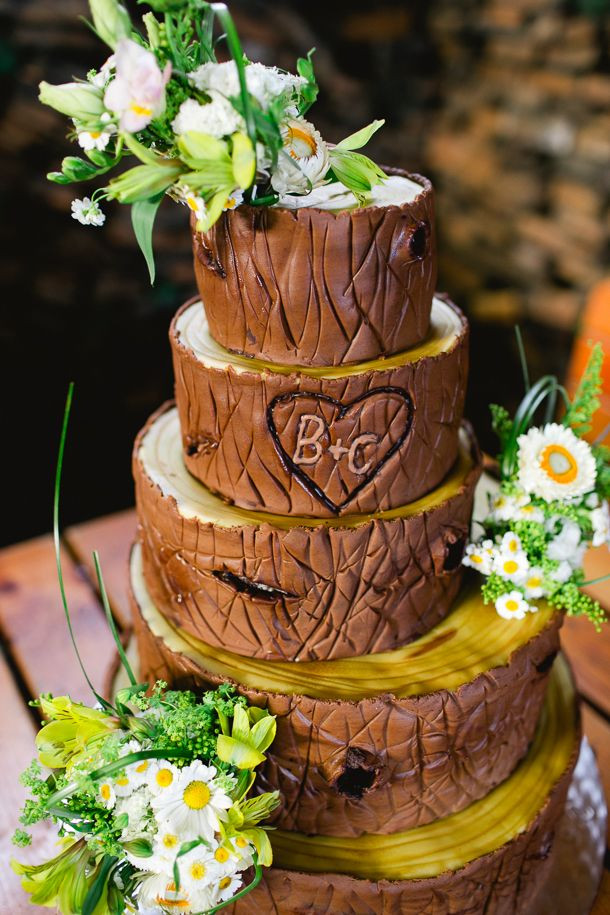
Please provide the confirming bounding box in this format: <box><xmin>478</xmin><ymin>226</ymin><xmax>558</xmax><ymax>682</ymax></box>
<box><xmin>1</xmin><ymin>0</ymin><xmax>608</xmax><ymax>543</ymax></box>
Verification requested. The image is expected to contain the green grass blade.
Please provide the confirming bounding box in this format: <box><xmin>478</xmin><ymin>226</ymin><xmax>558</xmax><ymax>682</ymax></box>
<box><xmin>93</xmin><ymin>551</ymin><xmax>137</xmax><ymax>687</ymax></box>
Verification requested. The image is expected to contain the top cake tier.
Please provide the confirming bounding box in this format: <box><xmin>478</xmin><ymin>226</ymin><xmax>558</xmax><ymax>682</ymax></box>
<box><xmin>191</xmin><ymin>168</ymin><xmax>436</xmax><ymax>366</ymax></box>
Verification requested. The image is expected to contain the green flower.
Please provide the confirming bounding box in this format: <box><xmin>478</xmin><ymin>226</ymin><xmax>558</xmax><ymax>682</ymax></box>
<box><xmin>36</xmin><ymin>696</ymin><xmax>118</xmax><ymax>771</ymax></box>
<box><xmin>89</xmin><ymin>0</ymin><xmax>131</xmax><ymax>51</ymax></box>
<box><xmin>12</xmin><ymin>839</ymin><xmax>90</xmax><ymax>911</ymax></box>
<box><xmin>216</xmin><ymin>704</ymin><xmax>276</xmax><ymax>770</ymax></box>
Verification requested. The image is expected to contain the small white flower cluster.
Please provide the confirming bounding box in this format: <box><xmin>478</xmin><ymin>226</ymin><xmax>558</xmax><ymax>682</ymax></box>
<box><xmin>464</xmin><ymin>422</ymin><xmax>609</xmax><ymax>621</ymax></box>
<box><xmin>71</xmin><ymin>197</ymin><xmax>105</xmax><ymax>227</ymax></box>
<box><xmin>98</xmin><ymin>747</ymin><xmax>255</xmax><ymax>914</ymax></box>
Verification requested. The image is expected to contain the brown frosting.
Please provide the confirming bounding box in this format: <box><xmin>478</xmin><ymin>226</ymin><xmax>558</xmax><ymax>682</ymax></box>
<box><xmin>191</xmin><ymin>169</ymin><xmax>436</xmax><ymax>366</ymax></box>
<box><xmin>171</xmin><ymin>294</ymin><xmax>468</xmax><ymax>517</ymax></box>
<box><xmin>226</xmin><ymin>742</ymin><xmax>577</xmax><ymax>914</ymax></box>
<box><xmin>134</xmin><ymin>403</ymin><xmax>481</xmax><ymax>662</ymax></box>
<box><xmin>131</xmin><ymin>571</ymin><xmax>563</xmax><ymax>838</ymax></box>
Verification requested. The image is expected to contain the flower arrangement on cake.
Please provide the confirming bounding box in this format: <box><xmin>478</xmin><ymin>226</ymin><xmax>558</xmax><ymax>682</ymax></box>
<box><xmin>39</xmin><ymin>0</ymin><xmax>386</xmax><ymax>280</ymax></box>
<box><xmin>12</xmin><ymin>387</ymin><xmax>279</xmax><ymax>915</ymax></box>
<box><xmin>464</xmin><ymin>338</ymin><xmax>609</xmax><ymax>628</ymax></box>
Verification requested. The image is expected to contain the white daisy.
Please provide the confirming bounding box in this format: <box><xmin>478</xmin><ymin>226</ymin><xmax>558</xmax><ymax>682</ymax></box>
<box><xmin>175</xmin><ymin>185</ymin><xmax>207</xmax><ymax>223</ymax></box>
<box><xmin>77</xmin><ymin>128</ymin><xmax>112</xmax><ymax>152</ymax></box>
<box><xmin>214</xmin><ymin>872</ymin><xmax>244</xmax><ymax>903</ymax></box>
<box><xmin>137</xmin><ymin>873</ymin><xmax>193</xmax><ymax>913</ymax></box>
<box><xmin>97</xmin><ymin>779</ymin><xmax>116</xmax><ymax>809</ymax></box>
<box><xmin>224</xmin><ymin>189</ymin><xmax>244</xmax><ymax>211</ymax></box>
<box><xmin>178</xmin><ymin>845</ymin><xmax>222</xmax><ymax>898</ymax></box>
<box><xmin>492</xmin><ymin>547</ymin><xmax>530</xmax><ymax>584</ymax></box>
<box><xmin>523</xmin><ymin>567</ymin><xmax>546</xmax><ymax>599</ymax></box>
<box><xmin>500</xmin><ymin>531</ymin><xmax>523</xmax><ymax>555</ymax></box>
<box><xmin>151</xmin><ymin>761</ymin><xmax>233</xmax><ymax>840</ymax></box>
<box><xmin>489</xmin><ymin>491</ymin><xmax>539</xmax><ymax>523</ymax></box>
<box><xmin>517</xmin><ymin>422</ymin><xmax>597</xmax><ymax>502</ymax></box>
<box><xmin>495</xmin><ymin>590</ymin><xmax>531</xmax><ymax>620</ymax></box>
<box><xmin>462</xmin><ymin>539</ymin><xmax>495</xmax><ymax>575</ymax></box>
<box><xmin>171</xmin><ymin>94</ymin><xmax>244</xmax><ymax>139</ymax></box>
<box><xmin>146</xmin><ymin>760</ymin><xmax>180</xmax><ymax>796</ymax></box>
<box><xmin>271</xmin><ymin>117</ymin><xmax>330</xmax><ymax>196</ymax></box>
<box><xmin>591</xmin><ymin>500</ymin><xmax>610</xmax><ymax>547</ymax></box>
<box><xmin>230</xmin><ymin>834</ymin><xmax>255</xmax><ymax>868</ymax></box>
<box><xmin>71</xmin><ymin>197</ymin><xmax>105</xmax><ymax>227</ymax></box>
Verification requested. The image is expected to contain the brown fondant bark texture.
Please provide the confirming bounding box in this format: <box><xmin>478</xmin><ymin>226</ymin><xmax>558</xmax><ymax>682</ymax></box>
<box><xmin>171</xmin><ymin>296</ymin><xmax>468</xmax><ymax>517</ymax></box>
<box><xmin>132</xmin><ymin>585</ymin><xmax>563</xmax><ymax>838</ymax></box>
<box><xmin>227</xmin><ymin>735</ymin><xmax>578</xmax><ymax>914</ymax></box>
<box><xmin>135</xmin><ymin>408</ymin><xmax>481</xmax><ymax>661</ymax></box>
<box><xmin>192</xmin><ymin>169</ymin><xmax>436</xmax><ymax>366</ymax></box>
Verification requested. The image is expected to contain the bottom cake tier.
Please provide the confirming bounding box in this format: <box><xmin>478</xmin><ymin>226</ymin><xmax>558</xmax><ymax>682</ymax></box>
<box><xmin>227</xmin><ymin>656</ymin><xmax>579</xmax><ymax>914</ymax></box>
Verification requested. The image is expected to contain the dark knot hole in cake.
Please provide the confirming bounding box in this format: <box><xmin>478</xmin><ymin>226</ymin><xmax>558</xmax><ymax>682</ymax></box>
<box><xmin>212</xmin><ymin>570</ymin><xmax>296</xmax><ymax>603</ymax></box>
<box><xmin>408</xmin><ymin>221</ymin><xmax>428</xmax><ymax>260</ymax></box>
<box><xmin>334</xmin><ymin>748</ymin><xmax>381</xmax><ymax>799</ymax></box>
<box><xmin>184</xmin><ymin>434</ymin><xmax>219</xmax><ymax>458</ymax></box>
<box><xmin>535</xmin><ymin>651</ymin><xmax>558</xmax><ymax>676</ymax></box>
<box><xmin>442</xmin><ymin>532</ymin><xmax>468</xmax><ymax>573</ymax></box>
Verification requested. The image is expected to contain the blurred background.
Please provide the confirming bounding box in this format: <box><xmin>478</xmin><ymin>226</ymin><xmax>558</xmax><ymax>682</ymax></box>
<box><xmin>1</xmin><ymin>0</ymin><xmax>609</xmax><ymax>545</ymax></box>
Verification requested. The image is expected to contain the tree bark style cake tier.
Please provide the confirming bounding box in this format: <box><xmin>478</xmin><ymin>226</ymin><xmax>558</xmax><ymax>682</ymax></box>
<box><xmin>130</xmin><ymin>543</ymin><xmax>563</xmax><ymax>838</ymax></box>
<box><xmin>134</xmin><ymin>405</ymin><xmax>481</xmax><ymax>661</ymax></box>
<box><xmin>192</xmin><ymin>171</ymin><xmax>436</xmax><ymax>367</ymax></box>
<box><xmin>171</xmin><ymin>294</ymin><xmax>468</xmax><ymax>517</ymax></box>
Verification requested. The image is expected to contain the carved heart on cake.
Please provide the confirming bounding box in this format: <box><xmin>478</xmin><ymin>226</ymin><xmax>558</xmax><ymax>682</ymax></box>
<box><xmin>267</xmin><ymin>388</ymin><xmax>414</xmax><ymax>514</ymax></box>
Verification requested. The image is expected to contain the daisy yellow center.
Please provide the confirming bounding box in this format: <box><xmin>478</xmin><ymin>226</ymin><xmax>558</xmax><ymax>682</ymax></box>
<box><xmin>136</xmin><ymin>761</ymin><xmax>149</xmax><ymax>773</ymax></box>
<box><xmin>502</xmin><ymin>559</ymin><xmax>519</xmax><ymax>574</ymax></box>
<box><xmin>156</xmin><ymin>768</ymin><xmax>174</xmax><ymax>788</ymax></box>
<box><xmin>540</xmin><ymin>444</ymin><xmax>578</xmax><ymax>484</ymax></box>
<box><xmin>219</xmin><ymin>877</ymin><xmax>232</xmax><ymax>889</ymax></box>
<box><xmin>162</xmin><ymin>833</ymin><xmax>179</xmax><ymax>849</ymax></box>
<box><xmin>183</xmin><ymin>780</ymin><xmax>211</xmax><ymax>810</ymax></box>
<box><xmin>190</xmin><ymin>862</ymin><xmax>206</xmax><ymax>881</ymax></box>
<box><xmin>470</xmin><ymin>554</ymin><xmax>484</xmax><ymax>564</ymax></box>
<box><xmin>235</xmin><ymin>837</ymin><xmax>248</xmax><ymax>849</ymax></box>
<box><xmin>286</xmin><ymin>124</ymin><xmax>317</xmax><ymax>159</ymax></box>
<box><xmin>527</xmin><ymin>576</ymin><xmax>542</xmax><ymax>589</ymax></box>
<box><xmin>505</xmin><ymin>599</ymin><xmax>520</xmax><ymax>613</ymax></box>
<box><xmin>130</xmin><ymin>102</ymin><xmax>152</xmax><ymax>117</ymax></box>
<box><xmin>89</xmin><ymin>131</ymin><xmax>101</xmax><ymax>139</ymax></box>
<box><xmin>506</xmin><ymin>538</ymin><xmax>519</xmax><ymax>553</ymax></box>
<box><xmin>215</xmin><ymin>847</ymin><xmax>230</xmax><ymax>863</ymax></box>
<box><xmin>186</xmin><ymin>196</ymin><xmax>200</xmax><ymax>212</ymax></box>
<box><xmin>100</xmin><ymin>784</ymin><xmax>111</xmax><ymax>800</ymax></box>
<box><xmin>115</xmin><ymin>777</ymin><xmax>129</xmax><ymax>787</ymax></box>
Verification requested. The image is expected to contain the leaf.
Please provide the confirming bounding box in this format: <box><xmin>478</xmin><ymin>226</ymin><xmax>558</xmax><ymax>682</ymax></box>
<box><xmin>337</xmin><ymin>119</ymin><xmax>385</xmax><ymax>151</ymax></box>
<box><xmin>231</xmin><ymin>132</ymin><xmax>256</xmax><ymax>189</ymax></box>
<box><xmin>82</xmin><ymin>854</ymin><xmax>116</xmax><ymax>915</ymax></box>
<box><xmin>196</xmin><ymin>189</ymin><xmax>229</xmax><ymax>231</ymax></box>
<box><xmin>131</xmin><ymin>194</ymin><xmax>164</xmax><ymax>284</ymax></box>
<box><xmin>122</xmin><ymin>838</ymin><xmax>153</xmax><ymax>857</ymax></box>
<box><xmin>216</xmin><ymin>735</ymin><xmax>266</xmax><ymax>770</ymax></box>
<box><xmin>296</xmin><ymin>48</ymin><xmax>318</xmax><ymax>115</ymax></box>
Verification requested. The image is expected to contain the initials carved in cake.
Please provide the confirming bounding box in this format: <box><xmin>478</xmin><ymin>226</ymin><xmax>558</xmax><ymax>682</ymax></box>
<box><xmin>267</xmin><ymin>388</ymin><xmax>414</xmax><ymax>514</ymax></box>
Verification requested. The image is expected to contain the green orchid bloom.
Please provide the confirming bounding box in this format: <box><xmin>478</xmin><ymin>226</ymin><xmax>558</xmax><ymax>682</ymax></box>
<box><xmin>216</xmin><ymin>704</ymin><xmax>276</xmax><ymax>770</ymax></box>
<box><xmin>36</xmin><ymin>696</ymin><xmax>118</xmax><ymax>770</ymax></box>
<box><xmin>12</xmin><ymin>839</ymin><xmax>90</xmax><ymax>911</ymax></box>
<box><xmin>39</xmin><ymin>82</ymin><xmax>105</xmax><ymax>121</ymax></box>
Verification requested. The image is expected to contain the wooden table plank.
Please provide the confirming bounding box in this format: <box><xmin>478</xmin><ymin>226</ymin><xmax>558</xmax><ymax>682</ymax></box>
<box><xmin>65</xmin><ymin>508</ymin><xmax>136</xmax><ymax>630</ymax></box>
<box><xmin>0</xmin><ymin>648</ymin><xmax>56</xmax><ymax>913</ymax></box>
<box><xmin>0</xmin><ymin>535</ymin><xmax>116</xmax><ymax>704</ymax></box>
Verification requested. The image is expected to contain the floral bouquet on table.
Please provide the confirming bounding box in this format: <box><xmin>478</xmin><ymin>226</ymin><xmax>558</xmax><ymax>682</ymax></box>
<box><xmin>39</xmin><ymin>0</ymin><xmax>386</xmax><ymax>280</ymax></box>
<box><xmin>464</xmin><ymin>338</ymin><xmax>609</xmax><ymax>627</ymax></box>
<box><xmin>12</xmin><ymin>387</ymin><xmax>280</xmax><ymax>915</ymax></box>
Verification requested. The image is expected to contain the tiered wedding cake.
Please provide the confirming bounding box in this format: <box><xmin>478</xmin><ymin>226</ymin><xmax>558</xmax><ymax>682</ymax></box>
<box><xmin>129</xmin><ymin>172</ymin><xmax>579</xmax><ymax>912</ymax></box>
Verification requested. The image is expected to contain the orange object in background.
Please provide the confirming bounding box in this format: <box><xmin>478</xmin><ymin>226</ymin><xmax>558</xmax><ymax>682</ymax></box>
<box><xmin>566</xmin><ymin>278</ymin><xmax>610</xmax><ymax>447</ymax></box>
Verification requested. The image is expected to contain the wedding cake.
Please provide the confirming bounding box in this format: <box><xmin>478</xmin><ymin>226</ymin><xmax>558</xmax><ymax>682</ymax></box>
<box><xmin>129</xmin><ymin>173</ymin><xmax>579</xmax><ymax>912</ymax></box>
<box><xmin>35</xmin><ymin>3</ymin><xmax>604</xmax><ymax>910</ymax></box>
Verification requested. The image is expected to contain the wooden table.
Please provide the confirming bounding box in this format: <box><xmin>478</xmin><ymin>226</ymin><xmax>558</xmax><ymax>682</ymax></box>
<box><xmin>0</xmin><ymin>509</ymin><xmax>609</xmax><ymax>913</ymax></box>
